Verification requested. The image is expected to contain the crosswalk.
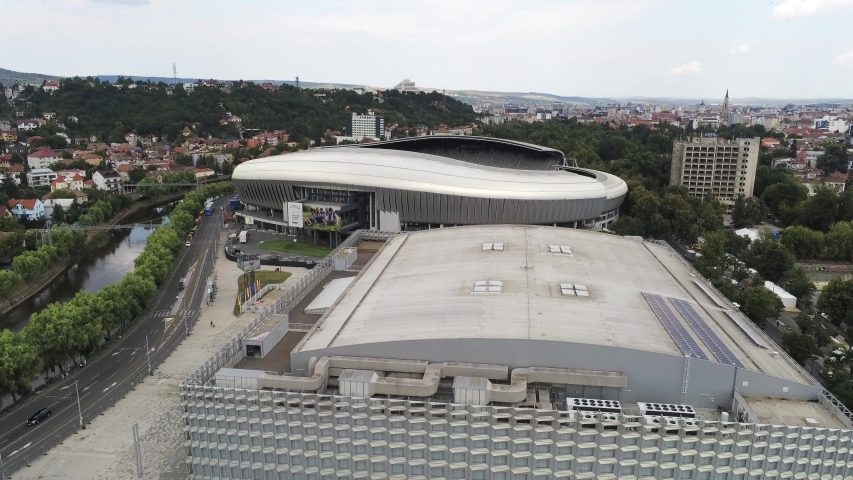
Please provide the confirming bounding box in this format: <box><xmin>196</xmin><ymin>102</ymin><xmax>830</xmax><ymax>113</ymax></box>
<box><xmin>151</xmin><ymin>309</ymin><xmax>198</xmax><ymax>319</ymax></box>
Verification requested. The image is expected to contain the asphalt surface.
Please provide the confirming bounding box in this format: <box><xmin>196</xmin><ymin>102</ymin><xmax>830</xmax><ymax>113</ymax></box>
<box><xmin>0</xmin><ymin>198</ymin><xmax>225</xmax><ymax>474</ymax></box>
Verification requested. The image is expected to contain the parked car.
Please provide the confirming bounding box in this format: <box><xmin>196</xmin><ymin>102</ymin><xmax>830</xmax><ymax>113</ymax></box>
<box><xmin>27</xmin><ymin>408</ymin><xmax>51</xmax><ymax>426</ymax></box>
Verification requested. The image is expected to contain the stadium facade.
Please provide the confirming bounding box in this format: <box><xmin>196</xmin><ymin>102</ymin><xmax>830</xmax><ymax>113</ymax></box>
<box><xmin>230</xmin><ymin>137</ymin><xmax>627</xmax><ymax>244</ymax></box>
<box><xmin>182</xmin><ymin>226</ymin><xmax>853</xmax><ymax>480</ymax></box>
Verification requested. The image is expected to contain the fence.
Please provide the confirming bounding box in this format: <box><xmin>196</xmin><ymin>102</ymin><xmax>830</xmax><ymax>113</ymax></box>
<box><xmin>239</xmin><ymin>284</ymin><xmax>279</xmax><ymax>313</ymax></box>
<box><xmin>181</xmin><ymin>229</ymin><xmax>399</xmax><ymax>389</ymax></box>
<box><xmin>0</xmin><ymin>207</ymin><xmax>224</xmax><ymax>479</ymax></box>
<box><xmin>820</xmin><ymin>390</ymin><xmax>853</xmax><ymax>429</ymax></box>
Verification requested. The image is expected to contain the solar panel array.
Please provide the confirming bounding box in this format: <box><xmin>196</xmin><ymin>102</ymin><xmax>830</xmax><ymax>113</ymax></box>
<box><xmin>692</xmin><ymin>279</ymin><xmax>726</xmax><ymax>308</ymax></box>
<box><xmin>723</xmin><ymin>310</ymin><xmax>768</xmax><ymax>349</ymax></box>
<box><xmin>670</xmin><ymin>298</ymin><xmax>744</xmax><ymax>368</ymax></box>
<box><xmin>642</xmin><ymin>293</ymin><xmax>709</xmax><ymax>360</ymax></box>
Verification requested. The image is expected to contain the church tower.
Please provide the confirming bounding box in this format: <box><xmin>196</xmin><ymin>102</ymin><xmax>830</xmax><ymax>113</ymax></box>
<box><xmin>721</xmin><ymin>89</ymin><xmax>731</xmax><ymax>126</ymax></box>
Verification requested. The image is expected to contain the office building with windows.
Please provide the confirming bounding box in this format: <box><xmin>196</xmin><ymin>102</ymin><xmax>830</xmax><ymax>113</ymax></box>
<box><xmin>231</xmin><ymin>136</ymin><xmax>627</xmax><ymax>246</ymax></box>
<box><xmin>346</xmin><ymin>111</ymin><xmax>385</xmax><ymax>141</ymax></box>
<box><xmin>182</xmin><ymin>225</ymin><xmax>853</xmax><ymax>480</ymax></box>
<box><xmin>670</xmin><ymin>137</ymin><xmax>759</xmax><ymax>206</ymax></box>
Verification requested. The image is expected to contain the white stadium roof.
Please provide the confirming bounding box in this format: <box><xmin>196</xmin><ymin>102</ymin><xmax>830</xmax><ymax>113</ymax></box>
<box><xmin>232</xmin><ymin>148</ymin><xmax>627</xmax><ymax>202</ymax></box>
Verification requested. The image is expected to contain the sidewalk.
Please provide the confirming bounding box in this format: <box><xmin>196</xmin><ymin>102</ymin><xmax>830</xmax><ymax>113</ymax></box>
<box><xmin>16</xmin><ymin>233</ymin><xmax>308</xmax><ymax>479</ymax></box>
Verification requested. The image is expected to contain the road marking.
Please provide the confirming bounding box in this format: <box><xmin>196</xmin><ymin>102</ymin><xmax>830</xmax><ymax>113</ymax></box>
<box><xmin>103</xmin><ymin>381</ymin><xmax>117</xmax><ymax>393</ymax></box>
<box><xmin>60</xmin><ymin>385</ymin><xmax>70</xmax><ymax>390</ymax></box>
<box><xmin>10</xmin><ymin>441</ymin><xmax>31</xmax><ymax>456</ymax></box>
<box><xmin>0</xmin><ymin>438</ymin><xmax>9</xmax><ymax>446</ymax></box>
<box><xmin>83</xmin><ymin>385</ymin><xmax>91</xmax><ymax>392</ymax></box>
<box><xmin>112</xmin><ymin>351</ymin><xmax>121</xmax><ymax>356</ymax></box>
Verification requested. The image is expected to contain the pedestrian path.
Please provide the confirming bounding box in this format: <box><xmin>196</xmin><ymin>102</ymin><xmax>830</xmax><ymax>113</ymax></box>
<box><xmin>14</xmin><ymin>229</ymin><xmax>308</xmax><ymax>479</ymax></box>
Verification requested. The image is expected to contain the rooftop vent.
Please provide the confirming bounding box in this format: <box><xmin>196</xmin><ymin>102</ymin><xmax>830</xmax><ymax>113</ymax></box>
<box><xmin>565</xmin><ymin>398</ymin><xmax>622</xmax><ymax>414</ymax></box>
<box><xmin>637</xmin><ymin>402</ymin><xmax>697</xmax><ymax>419</ymax></box>
<box><xmin>473</xmin><ymin>280</ymin><xmax>503</xmax><ymax>294</ymax></box>
<box><xmin>560</xmin><ymin>283</ymin><xmax>589</xmax><ymax>297</ymax></box>
<box><xmin>548</xmin><ymin>245</ymin><xmax>573</xmax><ymax>255</ymax></box>
<box><xmin>482</xmin><ymin>243</ymin><xmax>504</xmax><ymax>251</ymax></box>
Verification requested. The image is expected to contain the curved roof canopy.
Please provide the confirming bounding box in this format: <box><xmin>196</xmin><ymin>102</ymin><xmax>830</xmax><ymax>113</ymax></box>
<box><xmin>233</xmin><ymin>148</ymin><xmax>620</xmax><ymax>201</ymax></box>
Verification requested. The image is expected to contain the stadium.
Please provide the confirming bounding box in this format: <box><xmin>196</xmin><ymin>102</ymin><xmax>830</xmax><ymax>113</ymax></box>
<box><xmin>182</xmin><ymin>225</ymin><xmax>853</xmax><ymax>480</ymax></box>
<box><xmin>230</xmin><ymin>137</ymin><xmax>627</xmax><ymax>244</ymax></box>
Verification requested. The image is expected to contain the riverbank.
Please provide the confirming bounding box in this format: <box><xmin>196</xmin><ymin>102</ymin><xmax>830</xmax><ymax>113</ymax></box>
<box><xmin>0</xmin><ymin>190</ymin><xmax>191</xmax><ymax>318</ymax></box>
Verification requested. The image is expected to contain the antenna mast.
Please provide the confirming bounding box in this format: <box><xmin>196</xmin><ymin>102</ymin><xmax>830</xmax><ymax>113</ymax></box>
<box><xmin>172</xmin><ymin>63</ymin><xmax>177</xmax><ymax>85</ymax></box>
<box><xmin>296</xmin><ymin>76</ymin><xmax>300</xmax><ymax>89</ymax></box>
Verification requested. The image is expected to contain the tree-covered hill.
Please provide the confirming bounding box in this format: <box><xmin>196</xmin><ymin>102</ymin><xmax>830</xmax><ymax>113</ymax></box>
<box><xmin>3</xmin><ymin>78</ymin><xmax>477</xmax><ymax>143</ymax></box>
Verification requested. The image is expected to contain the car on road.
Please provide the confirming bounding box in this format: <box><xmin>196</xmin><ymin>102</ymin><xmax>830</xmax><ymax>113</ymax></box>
<box><xmin>26</xmin><ymin>408</ymin><xmax>51</xmax><ymax>426</ymax></box>
<box><xmin>186</xmin><ymin>240</ymin><xmax>192</xmax><ymax>247</ymax></box>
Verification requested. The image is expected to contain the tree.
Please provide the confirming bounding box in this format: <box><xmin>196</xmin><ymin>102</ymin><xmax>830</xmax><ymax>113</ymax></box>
<box><xmin>731</xmin><ymin>195</ymin><xmax>764</xmax><ymax>229</ymax></box>
<box><xmin>795</xmin><ymin>185</ymin><xmax>839</xmax><ymax>232</ymax></box>
<box><xmin>817</xmin><ymin>278</ymin><xmax>853</xmax><ymax>326</ymax></box>
<box><xmin>781</xmin><ymin>331</ymin><xmax>821</xmax><ymax>366</ymax></box>
<box><xmin>738</xmin><ymin>285</ymin><xmax>783</xmax><ymax>328</ymax></box>
<box><xmin>780</xmin><ymin>225</ymin><xmax>824</xmax><ymax>260</ymax></box>
<box><xmin>0</xmin><ymin>330</ymin><xmax>42</xmax><ymax>402</ymax></box>
<box><xmin>825</xmin><ymin>221</ymin><xmax>853</xmax><ymax>261</ymax></box>
<box><xmin>761</xmin><ymin>179</ymin><xmax>808</xmax><ymax>217</ymax></box>
<box><xmin>745</xmin><ymin>236</ymin><xmax>795</xmax><ymax>283</ymax></box>
<box><xmin>780</xmin><ymin>267</ymin><xmax>816</xmax><ymax>307</ymax></box>
<box><xmin>51</xmin><ymin>203</ymin><xmax>66</xmax><ymax>223</ymax></box>
<box><xmin>1</xmin><ymin>172</ymin><xmax>19</xmax><ymax>199</ymax></box>
<box><xmin>128</xmin><ymin>166</ymin><xmax>147</xmax><ymax>183</ymax></box>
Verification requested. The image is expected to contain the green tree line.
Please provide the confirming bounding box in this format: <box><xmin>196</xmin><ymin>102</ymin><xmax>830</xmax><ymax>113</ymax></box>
<box><xmin>0</xmin><ymin>182</ymin><xmax>233</xmax><ymax>403</ymax></box>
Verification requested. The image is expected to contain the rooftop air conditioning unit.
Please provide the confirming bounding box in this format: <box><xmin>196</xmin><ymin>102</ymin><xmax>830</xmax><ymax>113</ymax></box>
<box><xmin>637</xmin><ymin>402</ymin><xmax>697</xmax><ymax>419</ymax></box>
<box><xmin>565</xmin><ymin>398</ymin><xmax>622</xmax><ymax>414</ymax></box>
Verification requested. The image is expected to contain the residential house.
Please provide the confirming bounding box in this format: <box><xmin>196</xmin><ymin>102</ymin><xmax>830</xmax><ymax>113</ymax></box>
<box><xmin>0</xmin><ymin>172</ymin><xmax>21</xmax><ymax>186</ymax></box>
<box><xmin>80</xmin><ymin>153</ymin><xmax>104</xmax><ymax>167</ymax></box>
<box><xmin>115</xmin><ymin>163</ymin><xmax>135</xmax><ymax>181</ymax></box>
<box><xmin>92</xmin><ymin>169</ymin><xmax>122</xmax><ymax>192</ymax></box>
<box><xmin>41</xmin><ymin>198</ymin><xmax>74</xmax><ymax>218</ymax></box>
<box><xmin>17</xmin><ymin>119</ymin><xmax>43</xmax><ymax>131</ymax></box>
<box><xmin>761</xmin><ymin>138</ymin><xmax>781</xmax><ymax>149</ymax></box>
<box><xmin>42</xmin><ymin>112</ymin><xmax>56</xmax><ymax>121</ymax></box>
<box><xmin>7</xmin><ymin>198</ymin><xmax>45</xmax><ymax>220</ymax></box>
<box><xmin>27</xmin><ymin>149</ymin><xmax>62</xmax><ymax>169</ymax></box>
<box><xmin>56</xmin><ymin>168</ymin><xmax>87</xmax><ymax>178</ymax></box>
<box><xmin>261</xmin><ymin>82</ymin><xmax>278</xmax><ymax>92</ymax></box>
<box><xmin>42</xmin><ymin>81</ymin><xmax>60</xmax><ymax>93</ymax></box>
<box><xmin>194</xmin><ymin>168</ymin><xmax>215</xmax><ymax>179</ymax></box>
<box><xmin>0</xmin><ymin>121</ymin><xmax>11</xmax><ymax>130</ymax></box>
<box><xmin>50</xmin><ymin>173</ymin><xmax>85</xmax><ymax>192</ymax></box>
<box><xmin>26</xmin><ymin>168</ymin><xmax>59</xmax><ymax>187</ymax></box>
<box><xmin>0</xmin><ymin>206</ymin><xmax>10</xmax><ymax>218</ymax></box>
<box><xmin>125</xmin><ymin>133</ymin><xmax>137</xmax><ymax>146</ymax></box>
<box><xmin>182</xmin><ymin>127</ymin><xmax>192</xmax><ymax>137</ymax></box>
<box><xmin>0</xmin><ymin>130</ymin><xmax>17</xmax><ymax>142</ymax></box>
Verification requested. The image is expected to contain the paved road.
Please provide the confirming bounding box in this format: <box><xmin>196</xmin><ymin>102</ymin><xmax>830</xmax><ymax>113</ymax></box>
<box><xmin>0</xmin><ymin>198</ymin><xmax>225</xmax><ymax>474</ymax></box>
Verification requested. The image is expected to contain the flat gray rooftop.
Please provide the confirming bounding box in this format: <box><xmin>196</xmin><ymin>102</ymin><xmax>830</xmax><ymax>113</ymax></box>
<box><xmin>296</xmin><ymin>225</ymin><xmax>811</xmax><ymax>385</ymax></box>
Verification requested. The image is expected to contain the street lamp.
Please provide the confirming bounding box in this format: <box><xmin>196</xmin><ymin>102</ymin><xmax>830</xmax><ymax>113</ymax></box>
<box><xmin>74</xmin><ymin>380</ymin><xmax>85</xmax><ymax>430</ymax></box>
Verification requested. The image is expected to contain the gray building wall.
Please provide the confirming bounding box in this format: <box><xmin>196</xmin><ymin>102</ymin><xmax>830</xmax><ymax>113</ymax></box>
<box><xmin>181</xmin><ymin>387</ymin><xmax>853</xmax><ymax>480</ymax></box>
<box><xmin>233</xmin><ymin>179</ymin><xmax>621</xmax><ymax>227</ymax></box>
<box><xmin>290</xmin><ymin>339</ymin><xmax>820</xmax><ymax>408</ymax></box>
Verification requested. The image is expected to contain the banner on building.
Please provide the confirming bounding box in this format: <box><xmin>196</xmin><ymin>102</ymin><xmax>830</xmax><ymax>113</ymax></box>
<box><xmin>286</xmin><ymin>202</ymin><xmax>304</xmax><ymax>228</ymax></box>
<box><xmin>302</xmin><ymin>203</ymin><xmax>342</xmax><ymax>232</ymax></box>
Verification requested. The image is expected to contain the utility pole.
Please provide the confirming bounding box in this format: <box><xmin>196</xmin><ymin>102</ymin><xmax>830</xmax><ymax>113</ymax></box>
<box><xmin>75</xmin><ymin>380</ymin><xmax>84</xmax><ymax>430</ymax></box>
<box><xmin>295</xmin><ymin>76</ymin><xmax>299</xmax><ymax>89</ymax></box>
<box><xmin>145</xmin><ymin>332</ymin><xmax>152</xmax><ymax>376</ymax></box>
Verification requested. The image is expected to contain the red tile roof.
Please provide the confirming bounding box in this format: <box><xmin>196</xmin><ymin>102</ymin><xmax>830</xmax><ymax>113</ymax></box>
<box><xmin>8</xmin><ymin>199</ymin><xmax>39</xmax><ymax>210</ymax></box>
<box><xmin>28</xmin><ymin>149</ymin><xmax>60</xmax><ymax>158</ymax></box>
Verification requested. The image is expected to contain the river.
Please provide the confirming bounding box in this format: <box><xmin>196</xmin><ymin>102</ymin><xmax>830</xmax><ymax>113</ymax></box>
<box><xmin>1</xmin><ymin>204</ymin><xmax>173</xmax><ymax>333</ymax></box>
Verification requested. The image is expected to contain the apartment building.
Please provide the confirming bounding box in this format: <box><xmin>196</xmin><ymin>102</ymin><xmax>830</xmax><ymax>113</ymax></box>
<box><xmin>345</xmin><ymin>110</ymin><xmax>385</xmax><ymax>141</ymax></box>
<box><xmin>670</xmin><ymin>136</ymin><xmax>759</xmax><ymax>206</ymax></box>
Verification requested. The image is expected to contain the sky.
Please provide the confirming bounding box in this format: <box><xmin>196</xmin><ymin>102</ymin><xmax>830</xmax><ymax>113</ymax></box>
<box><xmin>2</xmin><ymin>0</ymin><xmax>852</xmax><ymax>99</ymax></box>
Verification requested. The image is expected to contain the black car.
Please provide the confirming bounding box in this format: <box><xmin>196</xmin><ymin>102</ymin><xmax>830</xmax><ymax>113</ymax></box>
<box><xmin>26</xmin><ymin>408</ymin><xmax>51</xmax><ymax>426</ymax></box>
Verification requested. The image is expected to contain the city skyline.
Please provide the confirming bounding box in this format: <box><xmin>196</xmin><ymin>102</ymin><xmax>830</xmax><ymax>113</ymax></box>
<box><xmin>1</xmin><ymin>0</ymin><xmax>852</xmax><ymax>99</ymax></box>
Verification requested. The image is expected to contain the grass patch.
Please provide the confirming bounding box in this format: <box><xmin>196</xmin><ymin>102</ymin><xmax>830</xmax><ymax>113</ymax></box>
<box><xmin>237</xmin><ymin>270</ymin><xmax>292</xmax><ymax>293</ymax></box>
<box><xmin>261</xmin><ymin>240</ymin><xmax>334</xmax><ymax>258</ymax></box>
<box><xmin>234</xmin><ymin>270</ymin><xmax>292</xmax><ymax>317</ymax></box>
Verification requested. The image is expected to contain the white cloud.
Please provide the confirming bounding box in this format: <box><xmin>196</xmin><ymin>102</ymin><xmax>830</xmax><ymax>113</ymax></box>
<box><xmin>772</xmin><ymin>0</ymin><xmax>853</xmax><ymax>17</ymax></box>
<box><xmin>670</xmin><ymin>61</ymin><xmax>701</xmax><ymax>75</ymax></box>
<box><xmin>837</xmin><ymin>50</ymin><xmax>853</xmax><ymax>64</ymax></box>
<box><xmin>730</xmin><ymin>44</ymin><xmax>751</xmax><ymax>54</ymax></box>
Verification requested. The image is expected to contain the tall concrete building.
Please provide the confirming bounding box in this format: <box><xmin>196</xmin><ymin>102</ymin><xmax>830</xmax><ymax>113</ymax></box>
<box><xmin>670</xmin><ymin>136</ymin><xmax>759</xmax><ymax>206</ymax></box>
<box><xmin>346</xmin><ymin>110</ymin><xmax>385</xmax><ymax>141</ymax></box>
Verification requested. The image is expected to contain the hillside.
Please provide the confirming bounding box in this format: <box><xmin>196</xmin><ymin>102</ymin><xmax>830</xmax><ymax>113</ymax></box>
<box><xmin>0</xmin><ymin>68</ymin><xmax>62</xmax><ymax>87</ymax></box>
<box><xmin>3</xmin><ymin>78</ymin><xmax>477</xmax><ymax>142</ymax></box>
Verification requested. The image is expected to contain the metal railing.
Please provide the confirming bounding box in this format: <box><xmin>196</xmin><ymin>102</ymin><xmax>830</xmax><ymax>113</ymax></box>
<box><xmin>820</xmin><ymin>390</ymin><xmax>853</xmax><ymax>429</ymax></box>
<box><xmin>181</xmin><ymin>230</ymin><xmax>399</xmax><ymax>388</ymax></box>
